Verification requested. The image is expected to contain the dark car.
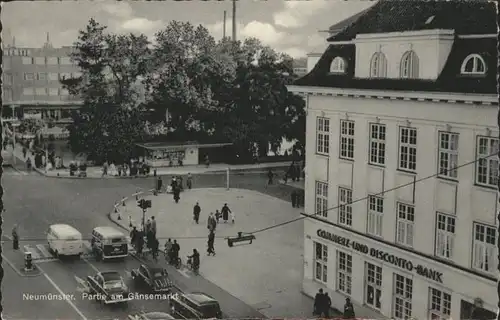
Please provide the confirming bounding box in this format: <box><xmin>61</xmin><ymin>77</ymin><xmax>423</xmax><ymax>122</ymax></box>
<box><xmin>131</xmin><ymin>264</ymin><xmax>173</xmax><ymax>292</ymax></box>
<box><xmin>128</xmin><ymin>311</ymin><xmax>176</xmax><ymax>320</ymax></box>
<box><xmin>170</xmin><ymin>292</ymin><xmax>222</xmax><ymax>319</ymax></box>
<box><xmin>86</xmin><ymin>271</ymin><xmax>131</xmax><ymax>304</ymax></box>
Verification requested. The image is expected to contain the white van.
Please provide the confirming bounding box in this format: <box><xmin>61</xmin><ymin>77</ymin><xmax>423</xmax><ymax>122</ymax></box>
<box><xmin>47</xmin><ymin>224</ymin><xmax>84</xmax><ymax>258</ymax></box>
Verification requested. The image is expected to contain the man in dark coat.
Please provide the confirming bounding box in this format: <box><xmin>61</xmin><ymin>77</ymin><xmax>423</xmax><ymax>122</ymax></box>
<box><xmin>343</xmin><ymin>297</ymin><xmax>355</xmax><ymax>319</ymax></box>
<box><xmin>221</xmin><ymin>203</ymin><xmax>231</xmax><ymax>223</ymax></box>
<box><xmin>313</xmin><ymin>288</ymin><xmax>324</xmax><ymax>316</ymax></box>
<box><xmin>207</xmin><ymin>213</ymin><xmax>216</xmax><ymax>232</ymax></box>
<box><xmin>171</xmin><ymin>240</ymin><xmax>180</xmax><ymax>265</ymax></box>
<box><xmin>324</xmin><ymin>292</ymin><xmax>332</xmax><ymax>317</ymax></box>
<box><xmin>291</xmin><ymin>190</ymin><xmax>297</xmax><ymax>208</ymax></box>
<box><xmin>207</xmin><ymin>230</ymin><xmax>215</xmax><ymax>256</ymax></box>
<box><xmin>193</xmin><ymin>202</ymin><xmax>201</xmax><ymax>224</ymax></box>
<box><xmin>267</xmin><ymin>169</ymin><xmax>274</xmax><ymax>185</ymax></box>
<box><xmin>173</xmin><ymin>187</ymin><xmax>180</xmax><ymax>203</ymax></box>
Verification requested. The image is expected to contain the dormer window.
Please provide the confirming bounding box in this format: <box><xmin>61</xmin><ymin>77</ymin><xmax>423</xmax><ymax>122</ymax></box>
<box><xmin>461</xmin><ymin>54</ymin><xmax>486</xmax><ymax>75</ymax></box>
<box><xmin>330</xmin><ymin>57</ymin><xmax>346</xmax><ymax>73</ymax></box>
<box><xmin>400</xmin><ymin>51</ymin><xmax>419</xmax><ymax>79</ymax></box>
<box><xmin>370</xmin><ymin>52</ymin><xmax>387</xmax><ymax>78</ymax></box>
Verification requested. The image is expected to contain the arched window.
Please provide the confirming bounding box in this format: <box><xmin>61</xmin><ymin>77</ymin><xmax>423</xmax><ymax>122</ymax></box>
<box><xmin>370</xmin><ymin>52</ymin><xmax>387</xmax><ymax>78</ymax></box>
<box><xmin>461</xmin><ymin>54</ymin><xmax>486</xmax><ymax>75</ymax></box>
<box><xmin>330</xmin><ymin>57</ymin><xmax>346</xmax><ymax>73</ymax></box>
<box><xmin>400</xmin><ymin>51</ymin><xmax>419</xmax><ymax>79</ymax></box>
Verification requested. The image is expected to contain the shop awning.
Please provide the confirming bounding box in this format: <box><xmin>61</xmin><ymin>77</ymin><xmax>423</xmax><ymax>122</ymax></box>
<box><xmin>136</xmin><ymin>141</ymin><xmax>232</xmax><ymax>151</ymax></box>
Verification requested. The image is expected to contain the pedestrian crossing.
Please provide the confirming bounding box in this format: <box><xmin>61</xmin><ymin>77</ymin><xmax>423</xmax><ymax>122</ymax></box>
<box><xmin>22</xmin><ymin>241</ymin><xmax>141</xmax><ymax>263</ymax></box>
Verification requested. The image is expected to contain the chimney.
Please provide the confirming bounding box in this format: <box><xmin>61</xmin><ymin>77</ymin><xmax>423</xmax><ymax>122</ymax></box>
<box><xmin>223</xmin><ymin>10</ymin><xmax>227</xmax><ymax>39</ymax></box>
<box><xmin>232</xmin><ymin>0</ymin><xmax>236</xmax><ymax>41</ymax></box>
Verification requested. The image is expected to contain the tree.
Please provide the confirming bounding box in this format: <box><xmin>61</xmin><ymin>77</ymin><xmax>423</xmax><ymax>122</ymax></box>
<box><xmin>61</xmin><ymin>19</ymin><xmax>150</xmax><ymax>163</ymax></box>
<box><xmin>144</xmin><ymin>21</ymin><xmax>236</xmax><ymax>140</ymax></box>
<box><xmin>218</xmin><ymin>38</ymin><xmax>306</xmax><ymax>159</ymax></box>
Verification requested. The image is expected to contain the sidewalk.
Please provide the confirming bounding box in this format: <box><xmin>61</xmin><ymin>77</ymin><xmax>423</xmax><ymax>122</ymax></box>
<box><xmin>10</xmin><ymin>143</ymin><xmax>291</xmax><ymax>178</ymax></box>
<box><xmin>110</xmin><ymin>188</ymin><xmax>316</xmax><ymax>318</ymax></box>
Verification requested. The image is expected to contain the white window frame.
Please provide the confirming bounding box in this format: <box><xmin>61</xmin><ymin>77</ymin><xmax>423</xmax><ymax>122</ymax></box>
<box><xmin>367</xmin><ymin>196</ymin><xmax>383</xmax><ymax>237</ymax></box>
<box><xmin>315</xmin><ymin>181</ymin><xmax>328</xmax><ymax>217</ymax></box>
<box><xmin>37</xmin><ymin>73</ymin><xmax>47</xmax><ymax>81</ymax></box>
<box><xmin>435</xmin><ymin>213</ymin><xmax>455</xmax><ymax>260</ymax></box>
<box><xmin>460</xmin><ymin>54</ymin><xmax>486</xmax><ymax>75</ymax></box>
<box><xmin>23</xmin><ymin>88</ymin><xmax>34</xmax><ymax>95</ymax></box>
<box><xmin>472</xmin><ymin>222</ymin><xmax>497</xmax><ymax>274</ymax></box>
<box><xmin>400</xmin><ymin>51</ymin><xmax>419</xmax><ymax>79</ymax></box>
<box><xmin>396</xmin><ymin>202</ymin><xmax>414</xmax><ymax>247</ymax></box>
<box><xmin>48</xmin><ymin>88</ymin><xmax>59</xmax><ymax>96</ymax></box>
<box><xmin>428</xmin><ymin>287</ymin><xmax>452</xmax><ymax>320</ymax></box>
<box><xmin>336</xmin><ymin>250</ymin><xmax>352</xmax><ymax>295</ymax></box>
<box><xmin>340</xmin><ymin>120</ymin><xmax>355</xmax><ymax>160</ymax></box>
<box><xmin>438</xmin><ymin>132</ymin><xmax>459</xmax><ymax>179</ymax></box>
<box><xmin>314</xmin><ymin>242</ymin><xmax>328</xmax><ymax>283</ymax></box>
<box><xmin>4</xmin><ymin>73</ymin><xmax>13</xmax><ymax>85</ymax></box>
<box><xmin>34</xmin><ymin>57</ymin><xmax>46</xmax><ymax>65</ymax></box>
<box><xmin>330</xmin><ymin>57</ymin><xmax>346</xmax><ymax>73</ymax></box>
<box><xmin>365</xmin><ymin>262</ymin><xmax>382</xmax><ymax>310</ymax></box>
<box><xmin>46</xmin><ymin>57</ymin><xmax>59</xmax><ymax>65</ymax></box>
<box><xmin>398</xmin><ymin>127</ymin><xmax>417</xmax><ymax>172</ymax></box>
<box><xmin>370</xmin><ymin>52</ymin><xmax>387</xmax><ymax>78</ymax></box>
<box><xmin>35</xmin><ymin>88</ymin><xmax>47</xmax><ymax>96</ymax></box>
<box><xmin>369</xmin><ymin>123</ymin><xmax>386</xmax><ymax>165</ymax></box>
<box><xmin>21</xmin><ymin>57</ymin><xmax>33</xmax><ymax>65</ymax></box>
<box><xmin>393</xmin><ymin>273</ymin><xmax>413</xmax><ymax>320</ymax></box>
<box><xmin>24</xmin><ymin>73</ymin><xmax>35</xmax><ymax>81</ymax></box>
<box><xmin>475</xmin><ymin>136</ymin><xmax>499</xmax><ymax>188</ymax></box>
<box><xmin>338</xmin><ymin>187</ymin><xmax>353</xmax><ymax>227</ymax></box>
<box><xmin>316</xmin><ymin>117</ymin><xmax>330</xmax><ymax>155</ymax></box>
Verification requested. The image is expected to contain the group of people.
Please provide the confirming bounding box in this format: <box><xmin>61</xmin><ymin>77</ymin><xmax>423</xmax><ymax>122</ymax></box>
<box><xmin>102</xmin><ymin>159</ymin><xmax>151</xmax><ymax>177</ymax></box>
<box><xmin>313</xmin><ymin>289</ymin><xmax>355</xmax><ymax>319</ymax></box>
<box><xmin>163</xmin><ymin>238</ymin><xmax>181</xmax><ymax>265</ymax></box>
<box><xmin>130</xmin><ymin>216</ymin><xmax>161</xmax><ymax>260</ymax></box>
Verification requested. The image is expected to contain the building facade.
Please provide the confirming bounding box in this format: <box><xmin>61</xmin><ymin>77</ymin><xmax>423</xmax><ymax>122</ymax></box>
<box><xmin>288</xmin><ymin>1</ymin><xmax>498</xmax><ymax>319</ymax></box>
<box><xmin>2</xmin><ymin>34</ymin><xmax>82</xmax><ymax>123</ymax></box>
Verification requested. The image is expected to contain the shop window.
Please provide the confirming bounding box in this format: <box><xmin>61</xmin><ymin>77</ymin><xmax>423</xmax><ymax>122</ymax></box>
<box><xmin>336</xmin><ymin>250</ymin><xmax>352</xmax><ymax>295</ymax></box>
<box><xmin>428</xmin><ymin>287</ymin><xmax>451</xmax><ymax>320</ymax></box>
<box><xmin>314</xmin><ymin>242</ymin><xmax>328</xmax><ymax>283</ymax></box>
<box><xmin>364</xmin><ymin>262</ymin><xmax>382</xmax><ymax>310</ymax></box>
<box><xmin>393</xmin><ymin>273</ymin><xmax>413</xmax><ymax>319</ymax></box>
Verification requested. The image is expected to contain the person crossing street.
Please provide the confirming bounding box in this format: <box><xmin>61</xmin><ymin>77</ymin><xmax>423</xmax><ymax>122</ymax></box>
<box><xmin>221</xmin><ymin>203</ymin><xmax>231</xmax><ymax>223</ymax></box>
<box><xmin>193</xmin><ymin>202</ymin><xmax>201</xmax><ymax>224</ymax></box>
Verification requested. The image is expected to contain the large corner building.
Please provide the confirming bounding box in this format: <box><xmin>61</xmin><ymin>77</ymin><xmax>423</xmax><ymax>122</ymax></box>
<box><xmin>288</xmin><ymin>1</ymin><xmax>498</xmax><ymax>319</ymax></box>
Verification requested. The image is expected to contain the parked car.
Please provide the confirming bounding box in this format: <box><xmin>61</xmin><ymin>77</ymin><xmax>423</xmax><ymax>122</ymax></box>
<box><xmin>86</xmin><ymin>271</ymin><xmax>131</xmax><ymax>305</ymax></box>
<box><xmin>170</xmin><ymin>292</ymin><xmax>222</xmax><ymax>319</ymax></box>
<box><xmin>131</xmin><ymin>264</ymin><xmax>173</xmax><ymax>292</ymax></box>
<box><xmin>128</xmin><ymin>311</ymin><xmax>176</xmax><ymax>320</ymax></box>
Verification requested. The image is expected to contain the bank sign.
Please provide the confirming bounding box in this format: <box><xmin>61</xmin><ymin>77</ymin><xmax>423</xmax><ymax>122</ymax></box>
<box><xmin>317</xmin><ymin>229</ymin><xmax>443</xmax><ymax>283</ymax></box>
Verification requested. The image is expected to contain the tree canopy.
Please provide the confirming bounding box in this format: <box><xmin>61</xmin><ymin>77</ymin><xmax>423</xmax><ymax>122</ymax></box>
<box><xmin>63</xmin><ymin>19</ymin><xmax>306</xmax><ymax>163</ymax></box>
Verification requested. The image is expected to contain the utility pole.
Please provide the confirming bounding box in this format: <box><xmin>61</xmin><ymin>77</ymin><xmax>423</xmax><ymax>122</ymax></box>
<box><xmin>223</xmin><ymin>10</ymin><xmax>227</xmax><ymax>39</ymax></box>
<box><xmin>232</xmin><ymin>0</ymin><xmax>237</xmax><ymax>41</ymax></box>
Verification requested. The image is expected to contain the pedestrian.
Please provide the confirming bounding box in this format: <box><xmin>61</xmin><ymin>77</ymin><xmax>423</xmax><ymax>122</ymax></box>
<box><xmin>193</xmin><ymin>202</ymin><xmax>201</xmax><ymax>224</ymax></box>
<box><xmin>164</xmin><ymin>238</ymin><xmax>172</xmax><ymax>261</ymax></box>
<box><xmin>343</xmin><ymin>297</ymin><xmax>355</xmax><ymax>319</ymax></box>
<box><xmin>22</xmin><ymin>146</ymin><xmax>27</xmax><ymax>159</ymax></box>
<box><xmin>215</xmin><ymin>210</ymin><xmax>221</xmax><ymax>223</ymax></box>
<box><xmin>267</xmin><ymin>169</ymin><xmax>274</xmax><ymax>186</ymax></box>
<box><xmin>172</xmin><ymin>240</ymin><xmax>180</xmax><ymax>265</ymax></box>
<box><xmin>187</xmin><ymin>173</ymin><xmax>193</xmax><ymax>189</ymax></box>
<box><xmin>151</xmin><ymin>237</ymin><xmax>159</xmax><ymax>262</ymax></box>
<box><xmin>313</xmin><ymin>288</ymin><xmax>324</xmax><ymax>316</ymax></box>
<box><xmin>117</xmin><ymin>165</ymin><xmax>122</xmax><ymax>177</ymax></box>
<box><xmin>207</xmin><ymin>230</ymin><xmax>215</xmax><ymax>256</ymax></box>
<box><xmin>205</xmin><ymin>155</ymin><xmax>210</xmax><ymax>168</ymax></box>
<box><xmin>171</xmin><ymin>177</ymin><xmax>177</xmax><ymax>190</ymax></box>
<box><xmin>12</xmin><ymin>224</ymin><xmax>19</xmax><ymax>250</ymax></box>
<box><xmin>145</xmin><ymin>219</ymin><xmax>152</xmax><ymax>234</ymax></box>
<box><xmin>324</xmin><ymin>292</ymin><xmax>331</xmax><ymax>318</ymax></box>
<box><xmin>102</xmin><ymin>161</ymin><xmax>108</xmax><ymax>177</ymax></box>
<box><xmin>26</xmin><ymin>157</ymin><xmax>32</xmax><ymax>171</ymax></box>
<box><xmin>130</xmin><ymin>226</ymin><xmax>138</xmax><ymax>249</ymax></box>
<box><xmin>291</xmin><ymin>190</ymin><xmax>297</xmax><ymax>208</ymax></box>
<box><xmin>173</xmin><ymin>187</ymin><xmax>180</xmax><ymax>203</ymax></box>
<box><xmin>221</xmin><ymin>203</ymin><xmax>231</xmax><ymax>223</ymax></box>
<box><xmin>136</xmin><ymin>230</ymin><xmax>144</xmax><ymax>257</ymax></box>
<box><xmin>151</xmin><ymin>216</ymin><xmax>157</xmax><ymax>237</ymax></box>
<box><xmin>207</xmin><ymin>212</ymin><xmax>216</xmax><ymax>232</ymax></box>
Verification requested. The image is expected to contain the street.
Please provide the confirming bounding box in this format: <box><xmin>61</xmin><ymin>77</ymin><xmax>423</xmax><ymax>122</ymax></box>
<box><xmin>2</xmin><ymin>168</ymin><xmax>301</xmax><ymax>319</ymax></box>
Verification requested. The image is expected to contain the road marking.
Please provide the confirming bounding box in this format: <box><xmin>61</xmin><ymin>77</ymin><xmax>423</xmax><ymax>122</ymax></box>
<box><xmin>24</xmin><ymin>245</ymin><xmax>41</xmax><ymax>260</ymax></box>
<box><xmin>177</xmin><ymin>269</ymin><xmax>191</xmax><ymax>278</ymax></box>
<box><xmin>82</xmin><ymin>258</ymin><xmax>100</xmax><ymax>273</ymax></box>
<box><xmin>37</xmin><ymin>264</ymin><xmax>88</xmax><ymax>320</ymax></box>
<box><xmin>36</xmin><ymin>244</ymin><xmax>53</xmax><ymax>258</ymax></box>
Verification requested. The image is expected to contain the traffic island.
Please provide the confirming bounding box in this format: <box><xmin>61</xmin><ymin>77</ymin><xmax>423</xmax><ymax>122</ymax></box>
<box><xmin>2</xmin><ymin>236</ymin><xmax>42</xmax><ymax>277</ymax></box>
<box><xmin>108</xmin><ymin>187</ymin><xmax>315</xmax><ymax>318</ymax></box>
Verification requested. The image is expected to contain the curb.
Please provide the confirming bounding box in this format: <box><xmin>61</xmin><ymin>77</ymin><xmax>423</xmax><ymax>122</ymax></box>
<box><xmin>23</xmin><ymin>165</ymin><xmax>291</xmax><ymax>180</ymax></box>
<box><xmin>2</xmin><ymin>253</ymin><xmax>42</xmax><ymax>278</ymax></box>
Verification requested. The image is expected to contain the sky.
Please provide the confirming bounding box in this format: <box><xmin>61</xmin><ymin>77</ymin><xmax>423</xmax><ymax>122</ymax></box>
<box><xmin>1</xmin><ymin>0</ymin><xmax>374</xmax><ymax>58</ymax></box>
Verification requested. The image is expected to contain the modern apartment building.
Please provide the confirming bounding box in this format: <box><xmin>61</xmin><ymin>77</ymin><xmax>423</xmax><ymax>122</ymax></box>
<box><xmin>288</xmin><ymin>1</ymin><xmax>498</xmax><ymax>319</ymax></box>
<box><xmin>2</xmin><ymin>33</ymin><xmax>82</xmax><ymax>123</ymax></box>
